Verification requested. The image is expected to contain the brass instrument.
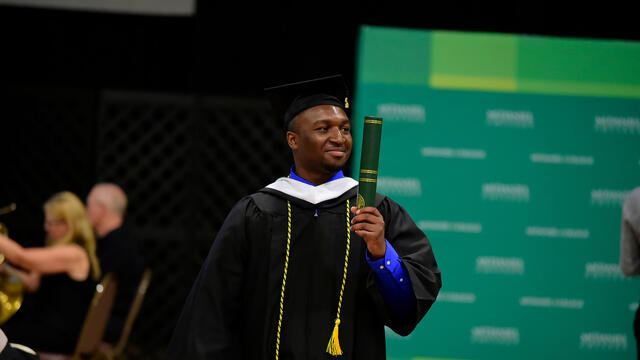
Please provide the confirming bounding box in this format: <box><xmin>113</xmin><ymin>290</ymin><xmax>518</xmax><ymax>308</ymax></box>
<box><xmin>0</xmin><ymin>203</ymin><xmax>24</xmax><ymax>324</ymax></box>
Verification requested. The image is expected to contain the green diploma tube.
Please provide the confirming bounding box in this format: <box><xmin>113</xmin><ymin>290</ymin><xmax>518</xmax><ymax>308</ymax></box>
<box><xmin>357</xmin><ymin>116</ymin><xmax>383</xmax><ymax>209</ymax></box>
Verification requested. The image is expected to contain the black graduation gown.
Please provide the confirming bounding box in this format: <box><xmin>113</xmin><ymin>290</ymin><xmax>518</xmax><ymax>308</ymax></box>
<box><xmin>167</xmin><ymin>184</ymin><xmax>441</xmax><ymax>360</ymax></box>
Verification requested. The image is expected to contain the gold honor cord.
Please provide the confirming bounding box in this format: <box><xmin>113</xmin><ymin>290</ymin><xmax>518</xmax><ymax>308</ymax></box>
<box><xmin>275</xmin><ymin>200</ymin><xmax>292</xmax><ymax>360</ymax></box>
<box><xmin>326</xmin><ymin>199</ymin><xmax>351</xmax><ymax>356</ymax></box>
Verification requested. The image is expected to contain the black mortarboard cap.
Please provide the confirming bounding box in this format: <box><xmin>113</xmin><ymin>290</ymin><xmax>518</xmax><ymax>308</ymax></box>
<box><xmin>265</xmin><ymin>74</ymin><xmax>350</xmax><ymax>130</ymax></box>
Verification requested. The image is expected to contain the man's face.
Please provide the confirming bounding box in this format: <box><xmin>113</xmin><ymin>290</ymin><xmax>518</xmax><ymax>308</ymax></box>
<box><xmin>288</xmin><ymin>105</ymin><xmax>352</xmax><ymax>175</ymax></box>
<box><xmin>85</xmin><ymin>190</ymin><xmax>104</xmax><ymax>228</ymax></box>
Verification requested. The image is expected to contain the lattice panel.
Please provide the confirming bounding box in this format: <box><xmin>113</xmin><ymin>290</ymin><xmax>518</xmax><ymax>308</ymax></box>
<box><xmin>1</xmin><ymin>87</ymin><xmax>96</xmax><ymax>247</ymax></box>
<box><xmin>96</xmin><ymin>92</ymin><xmax>196</xmax><ymax>357</ymax></box>
<box><xmin>97</xmin><ymin>92</ymin><xmax>195</xmax><ymax>228</ymax></box>
<box><xmin>193</xmin><ymin>97</ymin><xmax>290</xmax><ymax>237</ymax></box>
<box><xmin>96</xmin><ymin>91</ymin><xmax>291</xmax><ymax>358</ymax></box>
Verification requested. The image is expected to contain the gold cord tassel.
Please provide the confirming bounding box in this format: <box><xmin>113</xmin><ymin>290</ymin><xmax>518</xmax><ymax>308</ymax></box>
<box><xmin>325</xmin><ymin>199</ymin><xmax>351</xmax><ymax>356</ymax></box>
<box><xmin>326</xmin><ymin>318</ymin><xmax>343</xmax><ymax>355</ymax></box>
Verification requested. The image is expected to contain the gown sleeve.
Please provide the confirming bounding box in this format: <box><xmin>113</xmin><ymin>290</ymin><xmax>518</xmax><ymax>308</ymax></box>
<box><xmin>166</xmin><ymin>197</ymin><xmax>254</xmax><ymax>359</ymax></box>
<box><xmin>367</xmin><ymin>195</ymin><xmax>442</xmax><ymax>336</ymax></box>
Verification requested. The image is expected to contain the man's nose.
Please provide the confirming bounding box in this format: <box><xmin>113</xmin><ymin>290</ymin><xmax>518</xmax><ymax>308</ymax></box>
<box><xmin>329</xmin><ymin>127</ymin><xmax>345</xmax><ymax>143</ymax></box>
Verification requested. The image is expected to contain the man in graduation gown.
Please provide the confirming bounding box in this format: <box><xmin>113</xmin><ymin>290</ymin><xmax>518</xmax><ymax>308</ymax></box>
<box><xmin>167</xmin><ymin>75</ymin><xmax>441</xmax><ymax>360</ymax></box>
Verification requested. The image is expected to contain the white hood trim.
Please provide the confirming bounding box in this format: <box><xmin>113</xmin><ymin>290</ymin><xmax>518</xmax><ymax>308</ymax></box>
<box><xmin>265</xmin><ymin>177</ymin><xmax>358</xmax><ymax>205</ymax></box>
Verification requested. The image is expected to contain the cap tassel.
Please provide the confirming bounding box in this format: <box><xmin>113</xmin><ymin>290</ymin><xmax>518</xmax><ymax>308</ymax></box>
<box><xmin>326</xmin><ymin>318</ymin><xmax>343</xmax><ymax>356</ymax></box>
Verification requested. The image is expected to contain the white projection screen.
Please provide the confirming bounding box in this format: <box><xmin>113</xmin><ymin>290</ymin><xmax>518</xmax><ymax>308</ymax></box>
<box><xmin>0</xmin><ymin>0</ymin><xmax>195</xmax><ymax>16</ymax></box>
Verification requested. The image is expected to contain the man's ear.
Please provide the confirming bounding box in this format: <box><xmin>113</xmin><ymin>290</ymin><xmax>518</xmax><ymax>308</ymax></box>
<box><xmin>286</xmin><ymin>131</ymin><xmax>298</xmax><ymax>150</ymax></box>
<box><xmin>99</xmin><ymin>202</ymin><xmax>109</xmax><ymax>215</ymax></box>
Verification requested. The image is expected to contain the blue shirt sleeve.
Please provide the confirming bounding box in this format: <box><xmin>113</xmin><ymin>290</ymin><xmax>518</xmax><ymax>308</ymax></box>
<box><xmin>366</xmin><ymin>239</ymin><xmax>415</xmax><ymax>317</ymax></box>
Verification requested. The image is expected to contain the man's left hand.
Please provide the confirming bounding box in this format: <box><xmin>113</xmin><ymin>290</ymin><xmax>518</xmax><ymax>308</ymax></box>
<box><xmin>351</xmin><ymin>206</ymin><xmax>385</xmax><ymax>260</ymax></box>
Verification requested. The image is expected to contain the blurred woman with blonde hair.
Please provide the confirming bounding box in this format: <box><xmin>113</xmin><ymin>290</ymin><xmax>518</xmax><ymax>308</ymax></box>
<box><xmin>0</xmin><ymin>191</ymin><xmax>102</xmax><ymax>353</ymax></box>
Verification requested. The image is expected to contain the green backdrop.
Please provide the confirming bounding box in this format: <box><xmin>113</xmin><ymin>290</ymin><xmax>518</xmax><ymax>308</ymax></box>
<box><xmin>352</xmin><ymin>26</ymin><xmax>640</xmax><ymax>360</ymax></box>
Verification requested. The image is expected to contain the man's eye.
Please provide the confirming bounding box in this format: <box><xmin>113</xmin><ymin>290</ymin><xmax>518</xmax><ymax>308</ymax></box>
<box><xmin>342</xmin><ymin>127</ymin><xmax>350</xmax><ymax>132</ymax></box>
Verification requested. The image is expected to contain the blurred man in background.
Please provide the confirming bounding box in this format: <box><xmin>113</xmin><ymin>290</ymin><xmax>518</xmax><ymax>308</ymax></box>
<box><xmin>620</xmin><ymin>186</ymin><xmax>640</xmax><ymax>359</ymax></box>
<box><xmin>86</xmin><ymin>183</ymin><xmax>145</xmax><ymax>343</ymax></box>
